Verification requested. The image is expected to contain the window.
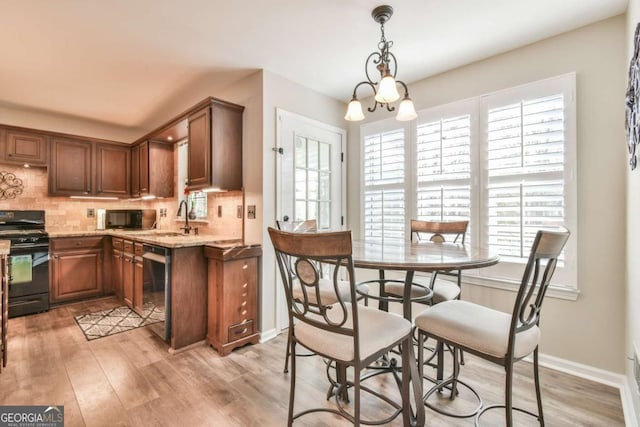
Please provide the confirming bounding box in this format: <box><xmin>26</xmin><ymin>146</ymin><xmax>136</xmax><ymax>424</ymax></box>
<box><xmin>361</xmin><ymin>74</ymin><xmax>577</xmax><ymax>290</ymax></box>
<box><xmin>177</xmin><ymin>142</ymin><xmax>207</xmax><ymax>220</ymax></box>
<box><xmin>362</xmin><ymin>125</ymin><xmax>406</xmax><ymax>243</ymax></box>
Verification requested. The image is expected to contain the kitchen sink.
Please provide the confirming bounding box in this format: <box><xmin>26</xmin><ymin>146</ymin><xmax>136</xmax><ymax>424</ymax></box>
<box><xmin>134</xmin><ymin>231</ymin><xmax>187</xmax><ymax>237</ymax></box>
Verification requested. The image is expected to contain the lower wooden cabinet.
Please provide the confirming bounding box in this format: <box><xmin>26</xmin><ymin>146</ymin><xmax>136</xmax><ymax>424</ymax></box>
<box><xmin>50</xmin><ymin>237</ymin><xmax>104</xmax><ymax>303</ymax></box>
<box><xmin>133</xmin><ymin>243</ymin><xmax>144</xmax><ymax>315</ymax></box>
<box><xmin>122</xmin><ymin>252</ymin><xmax>134</xmax><ymax>307</ymax></box>
<box><xmin>204</xmin><ymin>245</ymin><xmax>261</xmax><ymax>356</ymax></box>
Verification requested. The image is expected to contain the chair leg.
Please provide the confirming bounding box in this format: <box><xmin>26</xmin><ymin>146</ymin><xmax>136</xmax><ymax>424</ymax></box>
<box><xmin>283</xmin><ymin>328</ymin><xmax>291</xmax><ymax>373</ymax></box>
<box><xmin>505</xmin><ymin>361</ymin><xmax>514</xmax><ymax>427</ymax></box>
<box><xmin>288</xmin><ymin>340</ymin><xmax>296</xmax><ymax>426</ymax></box>
<box><xmin>533</xmin><ymin>347</ymin><xmax>545</xmax><ymax>426</ymax></box>
<box><xmin>354</xmin><ymin>362</ymin><xmax>361</xmax><ymax>427</ymax></box>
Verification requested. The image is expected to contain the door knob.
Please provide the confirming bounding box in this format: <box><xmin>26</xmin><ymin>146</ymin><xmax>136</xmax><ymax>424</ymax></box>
<box><xmin>283</xmin><ymin>215</ymin><xmax>289</xmax><ymax>222</ymax></box>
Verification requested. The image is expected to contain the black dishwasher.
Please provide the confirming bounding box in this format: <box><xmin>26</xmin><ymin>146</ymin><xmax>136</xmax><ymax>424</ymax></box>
<box><xmin>142</xmin><ymin>244</ymin><xmax>171</xmax><ymax>342</ymax></box>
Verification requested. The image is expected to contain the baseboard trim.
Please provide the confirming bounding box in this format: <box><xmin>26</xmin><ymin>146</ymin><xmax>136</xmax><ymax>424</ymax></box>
<box><xmin>259</xmin><ymin>328</ymin><xmax>279</xmax><ymax>343</ymax></box>
<box><xmin>532</xmin><ymin>352</ymin><xmax>636</xmax><ymax>426</ymax></box>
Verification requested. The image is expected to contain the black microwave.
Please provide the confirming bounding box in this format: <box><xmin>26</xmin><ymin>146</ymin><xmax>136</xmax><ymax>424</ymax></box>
<box><xmin>105</xmin><ymin>209</ymin><xmax>156</xmax><ymax>230</ymax></box>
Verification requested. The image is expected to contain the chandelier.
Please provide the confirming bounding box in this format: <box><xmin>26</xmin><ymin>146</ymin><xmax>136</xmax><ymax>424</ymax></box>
<box><xmin>345</xmin><ymin>5</ymin><xmax>417</xmax><ymax>122</ymax></box>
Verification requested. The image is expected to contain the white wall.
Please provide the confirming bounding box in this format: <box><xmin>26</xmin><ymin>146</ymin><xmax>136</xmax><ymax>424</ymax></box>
<box><xmin>348</xmin><ymin>16</ymin><xmax>627</xmax><ymax>372</ymax></box>
<box><xmin>627</xmin><ymin>1</ymin><xmax>640</xmax><ymax>422</ymax></box>
<box><xmin>260</xmin><ymin>70</ymin><xmax>346</xmax><ymax>336</ymax></box>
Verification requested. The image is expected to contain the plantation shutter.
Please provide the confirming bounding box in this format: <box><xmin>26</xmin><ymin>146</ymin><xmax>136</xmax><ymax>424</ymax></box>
<box><xmin>486</xmin><ymin>94</ymin><xmax>565</xmax><ymax>259</ymax></box>
<box><xmin>363</xmin><ymin>128</ymin><xmax>405</xmax><ymax>243</ymax></box>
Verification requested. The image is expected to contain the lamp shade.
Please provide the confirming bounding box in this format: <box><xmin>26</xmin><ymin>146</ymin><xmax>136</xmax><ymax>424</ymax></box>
<box><xmin>396</xmin><ymin>97</ymin><xmax>417</xmax><ymax>121</ymax></box>
<box><xmin>375</xmin><ymin>74</ymin><xmax>400</xmax><ymax>103</ymax></box>
<box><xmin>345</xmin><ymin>99</ymin><xmax>365</xmax><ymax>121</ymax></box>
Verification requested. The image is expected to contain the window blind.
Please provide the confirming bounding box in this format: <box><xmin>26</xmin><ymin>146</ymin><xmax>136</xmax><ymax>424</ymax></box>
<box><xmin>486</xmin><ymin>94</ymin><xmax>565</xmax><ymax>259</ymax></box>
<box><xmin>363</xmin><ymin>129</ymin><xmax>405</xmax><ymax>243</ymax></box>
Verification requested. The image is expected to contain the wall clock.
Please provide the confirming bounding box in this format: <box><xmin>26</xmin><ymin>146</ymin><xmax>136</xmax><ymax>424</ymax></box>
<box><xmin>626</xmin><ymin>23</ymin><xmax>640</xmax><ymax>170</ymax></box>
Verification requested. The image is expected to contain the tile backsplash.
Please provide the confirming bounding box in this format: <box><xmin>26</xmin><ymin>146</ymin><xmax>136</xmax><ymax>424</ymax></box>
<box><xmin>0</xmin><ymin>164</ymin><xmax>243</xmax><ymax>237</ymax></box>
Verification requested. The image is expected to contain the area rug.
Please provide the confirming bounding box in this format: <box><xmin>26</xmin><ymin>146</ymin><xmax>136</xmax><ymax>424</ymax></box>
<box><xmin>74</xmin><ymin>303</ymin><xmax>164</xmax><ymax>341</ymax></box>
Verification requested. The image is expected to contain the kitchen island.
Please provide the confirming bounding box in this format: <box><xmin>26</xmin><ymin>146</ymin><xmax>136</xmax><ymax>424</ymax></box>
<box><xmin>48</xmin><ymin>230</ymin><xmax>257</xmax><ymax>352</ymax></box>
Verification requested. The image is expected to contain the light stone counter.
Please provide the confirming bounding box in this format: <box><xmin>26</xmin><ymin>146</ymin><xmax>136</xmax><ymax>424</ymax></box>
<box><xmin>0</xmin><ymin>240</ymin><xmax>9</xmax><ymax>255</ymax></box>
<box><xmin>47</xmin><ymin>230</ymin><xmax>242</xmax><ymax>249</ymax></box>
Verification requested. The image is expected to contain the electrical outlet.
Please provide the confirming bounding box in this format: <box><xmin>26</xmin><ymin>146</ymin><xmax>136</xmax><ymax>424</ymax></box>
<box><xmin>87</xmin><ymin>208</ymin><xmax>95</xmax><ymax>218</ymax></box>
<box><xmin>218</xmin><ymin>205</ymin><xmax>222</xmax><ymax>217</ymax></box>
<box><xmin>247</xmin><ymin>205</ymin><xmax>256</xmax><ymax>219</ymax></box>
<box><xmin>160</xmin><ymin>208</ymin><xmax>167</xmax><ymax>218</ymax></box>
<box><xmin>237</xmin><ymin>205</ymin><xmax>242</xmax><ymax>218</ymax></box>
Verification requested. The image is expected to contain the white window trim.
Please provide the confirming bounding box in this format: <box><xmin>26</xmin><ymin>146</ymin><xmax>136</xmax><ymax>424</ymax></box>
<box><xmin>359</xmin><ymin>73</ymin><xmax>578</xmax><ymax>297</ymax></box>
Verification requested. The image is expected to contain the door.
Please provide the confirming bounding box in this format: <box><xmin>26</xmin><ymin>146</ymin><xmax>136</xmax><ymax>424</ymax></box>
<box><xmin>275</xmin><ymin>109</ymin><xmax>346</xmax><ymax>331</ymax></box>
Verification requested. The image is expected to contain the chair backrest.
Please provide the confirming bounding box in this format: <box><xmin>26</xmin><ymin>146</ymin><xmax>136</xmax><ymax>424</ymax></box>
<box><xmin>268</xmin><ymin>227</ymin><xmax>359</xmax><ymax>343</ymax></box>
<box><xmin>508</xmin><ymin>228</ymin><xmax>570</xmax><ymax>358</ymax></box>
<box><xmin>276</xmin><ymin>219</ymin><xmax>318</xmax><ymax>233</ymax></box>
<box><xmin>411</xmin><ymin>219</ymin><xmax>469</xmax><ymax>244</ymax></box>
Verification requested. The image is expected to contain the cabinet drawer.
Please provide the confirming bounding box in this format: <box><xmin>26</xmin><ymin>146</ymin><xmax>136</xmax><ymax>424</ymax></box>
<box><xmin>123</xmin><ymin>240</ymin><xmax>134</xmax><ymax>254</ymax></box>
<box><xmin>134</xmin><ymin>242</ymin><xmax>144</xmax><ymax>256</ymax></box>
<box><xmin>228</xmin><ymin>320</ymin><xmax>254</xmax><ymax>341</ymax></box>
<box><xmin>112</xmin><ymin>238</ymin><xmax>123</xmax><ymax>251</ymax></box>
<box><xmin>51</xmin><ymin>237</ymin><xmax>103</xmax><ymax>251</ymax></box>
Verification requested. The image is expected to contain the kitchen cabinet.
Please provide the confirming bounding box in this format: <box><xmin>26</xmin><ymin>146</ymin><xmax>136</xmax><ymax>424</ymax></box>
<box><xmin>50</xmin><ymin>237</ymin><xmax>104</xmax><ymax>303</ymax></box>
<box><xmin>49</xmin><ymin>136</ymin><xmax>132</xmax><ymax>197</ymax></box>
<box><xmin>111</xmin><ymin>238</ymin><xmax>124</xmax><ymax>300</ymax></box>
<box><xmin>96</xmin><ymin>143</ymin><xmax>130</xmax><ymax>197</ymax></box>
<box><xmin>133</xmin><ymin>242</ymin><xmax>144</xmax><ymax>315</ymax></box>
<box><xmin>187</xmin><ymin>100</ymin><xmax>244</xmax><ymax>191</ymax></box>
<box><xmin>131</xmin><ymin>140</ymin><xmax>173</xmax><ymax>198</ymax></box>
<box><xmin>204</xmin><ymin>244</ymin><xmax>261</xmax><ymax>356</ymax></box>
<box><xmin>3</xmin><ymin>129</ymin><xmax>48</xmax><ymax>167</ymax></box>
<box><xmin>49</xmin><ymin>137</ymin><xmax>92</xmax><ymax>195</ymax></box>
<box><xmin>122</xmin><ymin>240</ymin><xmax>134</xmax><ymax>308</ymax></box>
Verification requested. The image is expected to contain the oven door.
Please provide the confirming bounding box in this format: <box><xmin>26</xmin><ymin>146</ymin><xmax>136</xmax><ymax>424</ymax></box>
<box><xmin>8</xmin><ymin>244</ymin><xmax>50</xmax><ymax>299</ymax></box>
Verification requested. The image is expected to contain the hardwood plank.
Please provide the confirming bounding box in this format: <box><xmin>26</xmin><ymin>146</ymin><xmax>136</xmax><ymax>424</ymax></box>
<box><xmin>0</xmin><ymin>299</ymin><xmax>626</xmax><ymax>427</ymax></box>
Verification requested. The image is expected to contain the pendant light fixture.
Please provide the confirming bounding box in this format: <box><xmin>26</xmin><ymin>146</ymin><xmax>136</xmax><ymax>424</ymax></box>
<box><xmin>345</xmin><ymin>5</ymin><xmax>417</xmax><ymax>122</ymax></box>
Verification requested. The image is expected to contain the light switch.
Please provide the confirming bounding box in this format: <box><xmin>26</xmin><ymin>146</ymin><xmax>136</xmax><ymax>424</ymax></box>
<box><xmin>237</xmin><ymin>205</ymin><xmax>243</xmax><ymax>218</ymax></box>
<box><xmin>218</xmin><ymin>205</ymin><xmax>222</xmax><ymax>217</ymax></box>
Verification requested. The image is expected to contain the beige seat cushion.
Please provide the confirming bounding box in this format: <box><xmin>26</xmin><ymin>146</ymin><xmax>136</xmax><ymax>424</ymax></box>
<box><xmin>293</xmin><ymin>278</ymin><xmax>368</xmax><ymax>305</ymax></box>
<box><xmin>414</xmin><ymin>300</ymin><xmax>540</xmax><ymax>360</ymax></box>
<box><xmin>385</xmin><ymin>278</ymin><xmax>460</xmax><ymax>304</ymax></box>
<box><xmin>295</xmin><ymin>305</ymin><xmax>411</xmax><ymax>362</ymax></box>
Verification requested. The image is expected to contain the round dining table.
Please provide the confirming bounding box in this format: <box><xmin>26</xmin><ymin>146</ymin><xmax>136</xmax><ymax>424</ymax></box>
<box><xmin>350</xmin><ymin>239</ymin><xmax>499</xmax><ymax>319</ymax></box>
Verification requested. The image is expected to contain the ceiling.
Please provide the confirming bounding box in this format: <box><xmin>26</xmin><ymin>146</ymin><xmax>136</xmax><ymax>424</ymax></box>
<box><xmin>0</xmin><ymin>0</ymin><xmax>627</xmax><ymax>131</ymax></box>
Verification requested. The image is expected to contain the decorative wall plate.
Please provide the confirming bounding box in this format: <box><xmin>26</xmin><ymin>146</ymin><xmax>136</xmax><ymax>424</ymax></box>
<box><xmin>626</xmin><ymin>23</ymin><xmax>640</xmax><ymax>170</ymax></box>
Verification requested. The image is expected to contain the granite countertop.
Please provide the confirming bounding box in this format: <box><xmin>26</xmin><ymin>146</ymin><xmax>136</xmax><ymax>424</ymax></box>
<box><xmin>0</xmin><ymin>240</ymin><xmax>9</xmax><ymax>255</ymax></box>
<box><xmin>47</xmin><ymin>230</ymin><xmax>252</xmax><ymax>249</ymax></box>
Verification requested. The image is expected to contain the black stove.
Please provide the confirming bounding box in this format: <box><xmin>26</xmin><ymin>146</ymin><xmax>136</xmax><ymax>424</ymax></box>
<box><xmin>0</xmin><ymin>210</ymin><xmax>50</xmax><ymax>317</ymax></box>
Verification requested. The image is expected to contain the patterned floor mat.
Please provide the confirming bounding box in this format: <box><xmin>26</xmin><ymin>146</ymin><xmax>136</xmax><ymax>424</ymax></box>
<box><xmin>74</xmin><ymin>303</ymin><xmax>164</xmax><ymax>341</ymax></box>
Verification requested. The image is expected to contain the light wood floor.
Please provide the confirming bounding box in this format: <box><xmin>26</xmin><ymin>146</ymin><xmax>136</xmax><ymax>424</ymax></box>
<box><xmin>0</xmin><ymin>297</ymin><xmax>625</xmax><ymax>427</ymax></box>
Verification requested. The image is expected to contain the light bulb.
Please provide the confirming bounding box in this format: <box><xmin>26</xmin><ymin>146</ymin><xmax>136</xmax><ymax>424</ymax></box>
<box><xmin>344</xmin><ymin>99</ymin><xmax>365</xmax><ymax>121</ymax></box>
<box><xmin>375</xmin><ymin>74</ymin><xmax>400</xmax><ymax>103</ymax></box>
<box><xmin>396</xmin><ymin>97</ymin><xmax>417</xmax><ymax>121</ymax></box>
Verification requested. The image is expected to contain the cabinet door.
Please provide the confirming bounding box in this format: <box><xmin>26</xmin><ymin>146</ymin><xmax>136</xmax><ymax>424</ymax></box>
<box><xmin>51</xmin><ymin>249</ymin><xmax>103</xmax><ymax>302</ymax></box>
<box><xmin>211</xmin><ymin>103</ymin><xmax>243</xmax><ymax>191</ymax></box>
<box><xmin>148</xmin><ymin>141</ymin><xmax>173</xmax><ymax>197</ymax></box>
<box><xmin>111</xmin><ymin>249</ymin><xmax>123</xmax><ymax>299</ymax></box>
<box><xmin>122</xmin><ymin>253</ymin><xmax>134</xmax><ymax>308</ymax></box>
<box><xmin>222</xmin><ymin>257</ymin><xmax>258</xmax><ymax>342</ymax></box>
<box><xmin>139</xmin><ymin>141</ymin><xmax>149</xmax><ymax>194</ymax></box>
<box><xmin>131</xmin><ymin>144</ymin><xmax>140</xmax><ymax>197</ymax></box>
<box><xmin>96</xmin><ymin>144</ymin><xmax>130</xmax><ymax>196</ymax></box>
<box><xmin>187</xmin><ymin>107</ymin><xmax>211</xmax><ymax>189</ymax></box>
<box><xmin>49</xmin><ymin>137</ymin><xmax>92</xmax><ymax>195</ymax></box>
<box><xmin>5</xmin><ymin>130</ymin><xmax>48</xmax><ymax>166</ymax></box>
<box><xmin>134</xmin><ymin>259</ymin><xmax>144</xmax><ymax>315</ymax></box>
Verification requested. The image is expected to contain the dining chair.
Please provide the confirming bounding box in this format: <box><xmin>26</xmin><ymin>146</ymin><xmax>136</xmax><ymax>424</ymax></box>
<box><xmin>384</xmin><ymin>219</ymin><xmax>469</xmax><ymax>305</ymax></box>
<box><xmin>269</xmin><ymin>227</ymin><xmax>418</xmax><ymax>426</ymax></box>
<box><xmin>275</xmin><ymin>220</ymin><xmax>369</xmax><ymax>374</ymax></box>
<box><xmin>414</xmin><ymin>228</ymin><xmax>570</xmax><ymax>426</ymax></box>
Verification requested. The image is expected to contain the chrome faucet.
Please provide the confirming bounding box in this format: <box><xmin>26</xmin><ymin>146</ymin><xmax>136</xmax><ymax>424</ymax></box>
<box><xmin>176</xmin><ymin>200</ymin><xmax>192</xmax><ymax>234</ymax></box>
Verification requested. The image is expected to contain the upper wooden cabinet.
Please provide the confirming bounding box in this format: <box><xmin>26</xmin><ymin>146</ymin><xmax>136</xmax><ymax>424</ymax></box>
<box><xmin>49</xmin><ymin>137</ymin><xmax>93</xmax><ymax>195</ymax></box>
<box><xmin>187</xmin><ymin>100</ymin><xmax>244</xmax><ymax>191</ymax></box>
<box><xmin>3</xmin><ymin>129</ymin><xmax>48</xmax><ymax>167</ymax></box>
<box><xmin>131</xmin><ymin>140</ymin><xmax>173</xmax><ymax>198</ymax></box>
<box><xmin>49</xmin><ymin>137</ymin><xmax>133</xmax><ymax>197</ymax></box>
<box><xmin>96</xmin><ymin>143</ymin><xmax>130</xmax><ymax>197</ymax></box>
